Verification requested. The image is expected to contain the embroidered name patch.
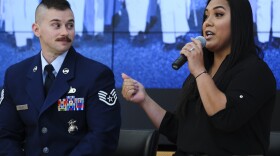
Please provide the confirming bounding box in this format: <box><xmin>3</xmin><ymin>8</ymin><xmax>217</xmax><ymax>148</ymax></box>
<box><xmin>16</xmin><ymin>104</ymin><xmax>29</xmax><ymax>111</ymax></box>
<box><xmin>98</xmin><ymin>89</ymin><xmax>117</xmax><ymax>106</ymax></box>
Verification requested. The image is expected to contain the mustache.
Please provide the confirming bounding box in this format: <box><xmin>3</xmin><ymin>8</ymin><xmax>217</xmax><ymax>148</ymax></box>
<box><xmin>56</xmin><ymin>36</ymin><xmax>72</xmax><ymax>42</ymax></box>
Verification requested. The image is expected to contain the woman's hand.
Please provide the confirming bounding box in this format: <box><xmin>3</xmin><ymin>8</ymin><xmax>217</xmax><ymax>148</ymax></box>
<box><xmin>121</xmin><ymin>73</ymin><xmax>147</xmax><ymax>105</ymax></box>
<box><xmin>180</xmin><ymin>38</ymin><xmax>206</xmax><ymax>77</ymax></box>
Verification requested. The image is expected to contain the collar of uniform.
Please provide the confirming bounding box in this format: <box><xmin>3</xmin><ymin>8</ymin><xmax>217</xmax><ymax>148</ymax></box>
<box><xmin>41</xmin><ymin>50</ymin><xmax>68</xmax><ymax>76</ymax></box>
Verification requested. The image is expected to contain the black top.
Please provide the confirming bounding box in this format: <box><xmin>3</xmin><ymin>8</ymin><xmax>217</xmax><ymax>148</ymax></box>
<box><xmin>159</xmin><ymin>54</ymin><xmax>276</xmax><ymax>156</ymax></box>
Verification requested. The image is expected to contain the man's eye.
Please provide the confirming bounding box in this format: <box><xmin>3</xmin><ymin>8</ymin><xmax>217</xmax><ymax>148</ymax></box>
<box><xmin>67</xmin><ymin>24</ymin><xmax>74</xmax><ymax>29</ymax></box>
<box><xmin>52</xmin><ymin>23</ymin><xmax>60</xmax><ymax>28</ymax></box>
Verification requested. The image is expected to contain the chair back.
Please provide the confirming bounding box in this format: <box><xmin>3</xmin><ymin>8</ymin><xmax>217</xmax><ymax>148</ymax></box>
<box><xmin>113</xmin><ymin>129</ymin><xmax>159</xmax><ymax>156</ymax></box>
<box><xmin>268</xmin><ymin>131</ymin><xmax>280</xmax><ymax>156</ymax></box>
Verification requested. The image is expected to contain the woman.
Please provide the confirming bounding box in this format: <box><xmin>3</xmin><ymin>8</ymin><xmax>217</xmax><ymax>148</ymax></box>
<box><xmin>121</xmin><ymin>0</ymin><xmax>276</xmax><ymax>155</ymax></box>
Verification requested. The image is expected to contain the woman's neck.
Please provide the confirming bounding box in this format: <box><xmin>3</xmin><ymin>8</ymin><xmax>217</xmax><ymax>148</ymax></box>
<box><xmin>209</xmin><ymin>52</ymin><xmax>229</xmax><ymax>77</ymax></box>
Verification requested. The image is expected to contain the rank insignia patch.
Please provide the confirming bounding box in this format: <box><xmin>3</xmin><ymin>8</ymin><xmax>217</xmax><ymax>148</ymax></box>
<box><xmin>98</xmin><ymin>89</ymin><xmax>117</xmax><ymax>106</ymax></box>
<box><xmin>0</xmin><ymin>89</ymin><xmax>4</xmax><ymax>105</ymax></box>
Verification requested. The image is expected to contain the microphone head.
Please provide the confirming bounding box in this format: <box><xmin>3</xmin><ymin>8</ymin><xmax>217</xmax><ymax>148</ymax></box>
<box><xmin>171</xmin><ymin>36</ymin><xmax>206</xmax><ymax>70</ymax></box>
<box><xmin>195</xmin><ymin>36</ymin><xmax>206</xmax><ymax>47</ymax></box>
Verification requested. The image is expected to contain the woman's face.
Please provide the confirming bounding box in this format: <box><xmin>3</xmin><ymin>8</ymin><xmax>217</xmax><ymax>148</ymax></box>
<box><xmin>203</xmin><ymin>0</ymin><xmax>231</xmax><ymax>54</ymax></box>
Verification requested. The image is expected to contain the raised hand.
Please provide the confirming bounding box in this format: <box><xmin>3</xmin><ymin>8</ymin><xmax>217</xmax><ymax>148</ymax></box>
<box><xmin>121</xmin><ymin>73</ymin><xmax>147</xmax><ymax>104</ymax></box>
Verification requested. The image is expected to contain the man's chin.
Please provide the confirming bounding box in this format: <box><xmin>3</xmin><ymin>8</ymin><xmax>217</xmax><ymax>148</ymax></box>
<box><xmin>58</xmin><ymin>44</ymin><xmax>72</xmax><ymax>51</ymax></box>
<box><xmin>53</xmin><ymin>46</ymin><xmax>70</xmax><ymax>54</ymax></box>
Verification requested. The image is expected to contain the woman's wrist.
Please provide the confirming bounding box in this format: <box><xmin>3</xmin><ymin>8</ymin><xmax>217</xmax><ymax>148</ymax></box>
<box><xmin>139</xmin><ymin>94</ymin><xmax>150</xmax><ymax>107</ymax></box>
<box><xmin>195</xmin><ymin>70</ymin><xmax>207</xmax><ymax>79</ymax></box>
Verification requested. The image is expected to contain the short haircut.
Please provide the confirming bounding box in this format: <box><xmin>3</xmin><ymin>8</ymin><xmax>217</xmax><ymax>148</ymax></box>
<box><xmin>38</xmin><ymin>0</ymin><xmax>71</xmax><ymax>10</ymax></box>
<box><xmin>35</xmin><ymin>0</ymin><xmax>72</xmax><ymax>23</ymax></box>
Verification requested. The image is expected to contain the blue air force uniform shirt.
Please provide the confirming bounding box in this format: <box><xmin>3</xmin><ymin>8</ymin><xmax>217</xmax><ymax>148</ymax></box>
<box><xmin>0</xmin><ymin>47</ymin><xmax>121</xmax><ymax>156</ymax></box>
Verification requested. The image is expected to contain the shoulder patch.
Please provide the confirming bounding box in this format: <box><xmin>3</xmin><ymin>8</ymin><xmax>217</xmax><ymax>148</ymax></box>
<box><xmin>0</xmin><ymin>89</ymin><xmax>4</xmax><ymax>105</ymax></box>
<box><xmin>98</xmin><ymin>89</ymin><xmax>117</xmax><ymax>106</ymax></box>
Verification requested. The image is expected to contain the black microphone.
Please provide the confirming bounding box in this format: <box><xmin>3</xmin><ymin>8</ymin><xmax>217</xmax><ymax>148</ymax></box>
<box><xmin>172</xmin><ymin>36</ymin><xmax>206</xmax><ymax>70</ymax></box>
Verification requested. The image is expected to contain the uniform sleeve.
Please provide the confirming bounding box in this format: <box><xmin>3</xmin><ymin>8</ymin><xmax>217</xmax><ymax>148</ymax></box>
<box><xmin>0</xmin><ymin>69</ymin><xmax>25</xmax><ymax>156</ymax></box>
<box><xmin>210</xmin><ymin>60</ymin><xmax>276</xmax><ymax>132</ymax></box>
<box><xmin>159</xmin><ymin>111</ymin><xmax>178</xmax><ymax>144</ymax></box>
<box><xmin>69</xmin><ymin>68</ymin><xmax>121</xmax><ymax>156</ymax></box>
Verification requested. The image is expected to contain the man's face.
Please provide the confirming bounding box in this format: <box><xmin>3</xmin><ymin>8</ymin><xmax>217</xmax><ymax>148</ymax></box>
<box><xmin>33</xmin><ymin>8</ymin><xmax>75</xmax><ymax>55</ymax></box>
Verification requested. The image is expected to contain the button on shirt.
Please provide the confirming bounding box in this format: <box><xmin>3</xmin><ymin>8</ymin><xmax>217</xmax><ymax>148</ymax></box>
<box><xmin>41</xmin><ymin>127</ymin><xmax>48</xmax><ymax>134</ymax></box>
<box><xmin>40</xmin><ymin>51</ymin><xmax>68</xmax><ymax>154</ymax></box>
<box><xmin>43</xmin><ymin>147</ymin><xmax>49</xmax><ymax>154</ymax></box>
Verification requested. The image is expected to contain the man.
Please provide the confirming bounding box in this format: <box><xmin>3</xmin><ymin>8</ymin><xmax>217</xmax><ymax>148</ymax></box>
<box><xmin>0</xmin><ymin>0</ymin><xmax>121</xmax><ymax>155</ymax></box>
<box><xmin>2</xmin><ymin>0</ymin><xmax>38</xmax><ymax>51</ymax></box>
<box><xmin>84</xmin><ymin>0</ymin><xmax>105</xmax><ymax>41</ymax></box>
<box><xmin>157</xmin><ymin>0</ymin><xmax>191</xmax><ymax>51</ymax></box>
<box><xmin>0</xmin><ymin>0</ymin><xmax>3</xmax><ymax>29</ymax></box>
<box><xmin>256</xmin><ymin>0</ymin><xmax>280</xmax><ymax>49</ymax></box>
<box><xmin>125</xmin><ymin>0</ymin><xmax>149</xmax><ymax>44</ymax></box>
<box><xmin>104</xmin><ymin>0</ymin><xmax>122</xmax><ymax>32</ymax></box>
<box><xmin>67</xmin><ymin>0</ymin><xmax>85</xmax><ymax>42</ymax></box>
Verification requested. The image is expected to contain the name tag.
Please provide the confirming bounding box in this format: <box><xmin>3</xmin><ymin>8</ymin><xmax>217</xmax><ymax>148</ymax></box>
<box><xmin>16</xmin><ymin>104</ymin><xmax>28</xmax><ymax>111</ymax></box>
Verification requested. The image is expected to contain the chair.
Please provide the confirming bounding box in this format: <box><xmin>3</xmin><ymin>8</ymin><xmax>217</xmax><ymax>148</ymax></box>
<box><xmin>113</xmin><ymin>129</ymin><xmax>159</xmax><ymax>156</ymax></box>
<box><xmin>268</xmin><ymin>131</ymin><xmax>280</xmax><ymax>156</ymax></box>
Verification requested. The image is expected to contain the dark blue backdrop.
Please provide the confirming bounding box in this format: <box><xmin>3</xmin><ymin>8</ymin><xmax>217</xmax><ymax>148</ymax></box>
<box><xmin>0</xmin><ymin>1</ymin><xmax>279</xmax><ymax>89</ymax></box>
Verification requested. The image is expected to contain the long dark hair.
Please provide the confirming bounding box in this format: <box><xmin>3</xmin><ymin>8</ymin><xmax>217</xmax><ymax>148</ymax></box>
<box><xmin>177</xmin><ymin>0</ymin><xmax>262</xmax><ymax>117</ymax></box>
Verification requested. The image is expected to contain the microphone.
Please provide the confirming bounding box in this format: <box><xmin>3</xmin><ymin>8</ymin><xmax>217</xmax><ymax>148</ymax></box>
<box><xmin>172</xmin><ymin>36</ymin><xmax>206</xmax><ymax>70</ymax></box>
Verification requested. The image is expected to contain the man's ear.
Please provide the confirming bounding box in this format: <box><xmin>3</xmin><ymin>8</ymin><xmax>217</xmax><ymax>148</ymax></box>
<box><xmin>32</xmin><ymin>23</ymin><xmax>40</xmax><ymax>37</ymax></box>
